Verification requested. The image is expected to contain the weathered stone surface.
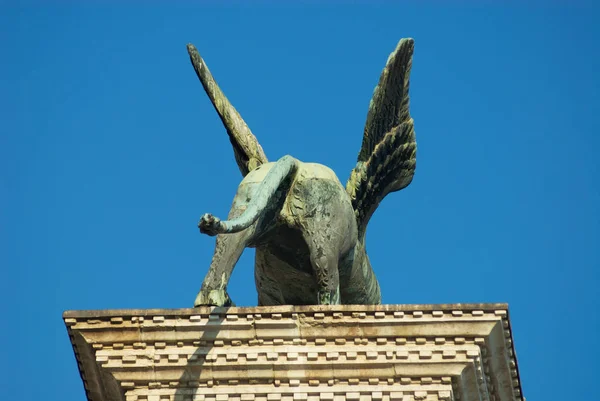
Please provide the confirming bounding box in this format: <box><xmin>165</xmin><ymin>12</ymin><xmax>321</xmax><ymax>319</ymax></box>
<box><xmin>64</xmin><ymin>303</ymin><xmax>524</xmax><ymax>401</ymax></box>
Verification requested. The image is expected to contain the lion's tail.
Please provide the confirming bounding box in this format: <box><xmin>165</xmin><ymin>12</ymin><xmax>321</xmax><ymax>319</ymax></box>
<box><xmin>200</xmin><ymin>155</ymin><xmax>299</xmax><ymax>235</ymax></box>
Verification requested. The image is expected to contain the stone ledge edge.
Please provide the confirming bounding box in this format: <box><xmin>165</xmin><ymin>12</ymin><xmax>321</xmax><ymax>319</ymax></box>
<box><xmin>63</xmin><ymin>303</ymin><xmax>509</xmax><ymax>319</ymax></box>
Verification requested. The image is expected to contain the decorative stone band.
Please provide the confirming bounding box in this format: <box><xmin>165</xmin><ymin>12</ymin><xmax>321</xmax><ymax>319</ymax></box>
<box><xmin>63</xmin><ymin>304</ymin><xmax>524</xmax><ymax>401</ymax></box>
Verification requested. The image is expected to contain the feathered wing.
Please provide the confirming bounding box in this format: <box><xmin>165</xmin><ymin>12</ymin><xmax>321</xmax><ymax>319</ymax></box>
<box><xmin>346</xmin><ymin>38</ymin><xmax>417</xmax><ymax>238</ymax></box>
<box><xmin>187</xmin><ymin>44</ymin><xmax>268</xmax><ymax>176</ymax></box>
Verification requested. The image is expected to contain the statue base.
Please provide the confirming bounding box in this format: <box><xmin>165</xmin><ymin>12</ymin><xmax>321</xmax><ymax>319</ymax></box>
<box><xmin>64</xmin><ymin>304</ymin><xmax>524</xmax><ymax>401</ymax></box>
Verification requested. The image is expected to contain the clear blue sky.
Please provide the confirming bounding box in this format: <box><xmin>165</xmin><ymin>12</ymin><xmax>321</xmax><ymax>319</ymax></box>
<box><xmin>2</xmin><ymin>2</ymin><xmax>598</xmax><ymax>400</ymax></box>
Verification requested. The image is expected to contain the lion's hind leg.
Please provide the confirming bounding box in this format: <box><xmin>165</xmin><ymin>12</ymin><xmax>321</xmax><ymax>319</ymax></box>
<box><xmin>293</xmin><ymin>177</ymin><xmax>357</xmax><ymax>306</ymax></box>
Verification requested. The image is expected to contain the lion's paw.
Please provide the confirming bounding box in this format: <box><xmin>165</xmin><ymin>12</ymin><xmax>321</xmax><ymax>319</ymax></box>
<box><xmin>194</xmin><ymin>288</ymin><xmax>235</xmax><ymax>307</ymax></box>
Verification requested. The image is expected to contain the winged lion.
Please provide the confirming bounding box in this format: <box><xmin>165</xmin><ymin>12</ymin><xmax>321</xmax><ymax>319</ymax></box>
<box><xmin>187</xmin><ymin>38</ymin><xmax>417</xmax><ymax>307</ymax></box>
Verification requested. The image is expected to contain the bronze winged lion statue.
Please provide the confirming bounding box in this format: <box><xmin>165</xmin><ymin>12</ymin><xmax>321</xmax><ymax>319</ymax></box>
<box><xmin>187</xmin><ymin>38</ymin><xmax>417</xmax><ymax>307</ymax></box>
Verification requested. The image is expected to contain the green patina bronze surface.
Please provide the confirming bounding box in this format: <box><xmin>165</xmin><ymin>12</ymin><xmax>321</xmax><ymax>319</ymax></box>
<box><xmin>187</xmin><ymin>39</ymin><xmax>417</xmax><ymax>307</ymax></box>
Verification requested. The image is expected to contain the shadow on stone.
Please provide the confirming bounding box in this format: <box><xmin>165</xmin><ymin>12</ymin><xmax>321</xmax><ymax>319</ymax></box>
<box><xmin>174</xmin><ymin>306</ymin><xmax>233</xmax><ymax>401</ymax></box>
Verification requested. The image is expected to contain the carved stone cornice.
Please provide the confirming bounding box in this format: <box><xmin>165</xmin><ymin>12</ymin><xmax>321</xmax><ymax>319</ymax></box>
<box><xmin>64</xmin><ymin>304</ymin><xmax>524</xmax><ymax>401</ymax></box>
